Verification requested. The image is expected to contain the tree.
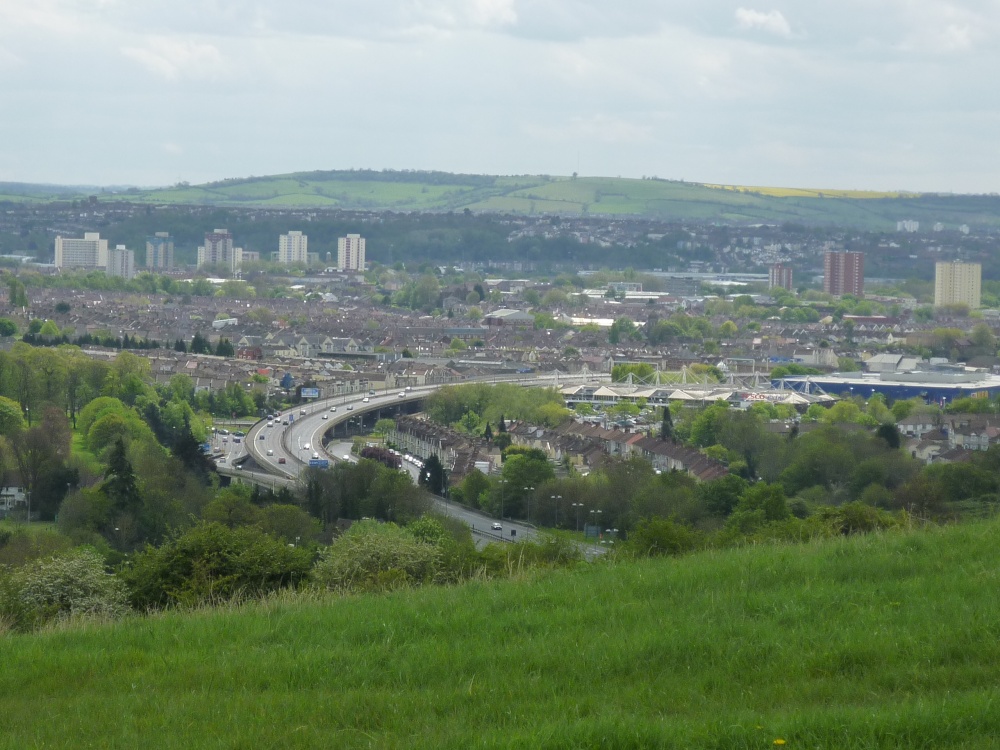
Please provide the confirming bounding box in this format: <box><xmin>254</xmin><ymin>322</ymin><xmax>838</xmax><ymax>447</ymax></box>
<box><xmin>608</xmin><ymin>317</ymin><xmax>638</xmax><ymax>344</ymax></box>
<box><xmin>0</xmin><ymin>318</ymin><xmax>17</xmax><ymax>337</ymax></box>
<box><xmin>174</xmin><ymin>338</ymin><xmax>187</xmax><ymax>353</ymax></box>
<box><xmin>373</xmin><ymin>418</ymin><xmax>397</xmax><ymax>437</ymax></box>
<box><xmin>190</xmin><ymin>332</ymin><xmax>210</xmax><ymax>354</ymax></box>
<box><xmin>420</xmin><ymin>454</ymin><xmax>447</xmax><ymax>495</ymax></box>
<box><xmin>101</xmin><ymin>437</ymin><xmax>142</xmax><ymax>547</ymax></box>
<box><xmin>215</xmin><ymin>337</ymin><xmax>235</xmax><ymax>357</ymax></box>
<box><xmin>660</xmin><ymin>404</ymin><xmax>674</xmax><ymax>441</ymax></box>
<box><xmin>0</xmin><ymin>396</ymin><xmax>25</xmax><ymax>435</ymax></box>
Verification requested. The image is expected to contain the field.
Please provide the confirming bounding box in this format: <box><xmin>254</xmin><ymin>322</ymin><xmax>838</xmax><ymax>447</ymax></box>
<box><xmin>6</xmin><ymin>170</ymin><xmax>1000</xmax><ymax>228</ymax></box>
<box><xmin>3</xmin><ymin>518</ymin><xmax>1000</xmax><ymax>748</ymax></box>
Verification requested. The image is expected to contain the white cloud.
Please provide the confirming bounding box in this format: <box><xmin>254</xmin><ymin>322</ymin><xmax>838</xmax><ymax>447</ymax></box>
<box><xmin>120</xmin><ymin>38</ymin><xmax>227</xmax><ymax>81</ymax></box>
<box><xmin>734</xmin><ymin>8</ymin><xmax>792</xmax><ymax>38</ymax></box>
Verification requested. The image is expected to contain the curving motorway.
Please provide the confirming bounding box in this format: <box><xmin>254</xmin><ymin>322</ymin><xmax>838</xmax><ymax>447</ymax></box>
<box><xmin>230</xmin><ymin>373</ymin><xmax>607</xmax><ymax>545</ymax></box>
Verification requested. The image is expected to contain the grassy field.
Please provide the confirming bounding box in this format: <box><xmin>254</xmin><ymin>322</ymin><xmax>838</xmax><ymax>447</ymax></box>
<box><xmin>3</xmin><ymin>518</ymin><xmax>1000</xmax><ymax>748</ymax></box>
<box><xmin>7</xmin><ymin>169</ymin><xmax>1000</xmax><ymax>228</ymax></box>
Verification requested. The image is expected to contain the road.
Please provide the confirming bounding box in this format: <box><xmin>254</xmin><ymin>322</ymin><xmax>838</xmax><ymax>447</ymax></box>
<box><xmin>231</xmin><ymin>372</ymin><xmax>607</xmax><ymax>547</ymax></box>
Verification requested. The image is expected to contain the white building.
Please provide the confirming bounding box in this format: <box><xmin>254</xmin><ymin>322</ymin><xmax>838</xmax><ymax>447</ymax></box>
<box><xmin>107</xmin><ymin>245</ymin><xmax>136</xmax><ymax>280</ymax></box>
<box><xmin>146</xmin><ymin>232</ymin><xmax>174</xmax><ymax>269</ymax></box>
<box><xmin>935</xmin><ymin>261</ymin><xmax>981</xmax><ymax>309</ymax></box>
<box><xmin>338</xmin><ymin>234</ymin><xmax>366</xmax><ymax>272</ymax></box>
<box><xmin>278</xmin><ymin>231</ymin><xmax>309</xmax><ymax>264</ymax></box>
<box><xmin>54</xmin><ymin>232</ymin><xmax>108</xmax><ymax>269</ymax></box>
<box><xmin>197</xmin><ymin>228</ymin><xmax>242</xmax><ymax>275</ymax></box>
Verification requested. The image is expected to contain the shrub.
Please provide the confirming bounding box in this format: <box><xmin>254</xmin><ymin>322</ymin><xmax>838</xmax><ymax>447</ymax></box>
<box><xmin>311</xmin><ymin>520</ymin><xmax>442</xmax><ymax>593</ymax></box>
<box><xmin>625</xmin><ymin>518</ymin><xmax>702</xmax><ymax>558</ymax></box>
<box><xmin>121</xmin><ymin>522</ymin><xmax>314</xmax><ymax>609</ymax></box>
<box><xmin>1</xmin><ymin>548</ymin><xmax>129</xmax><ymax>631</ymax></box>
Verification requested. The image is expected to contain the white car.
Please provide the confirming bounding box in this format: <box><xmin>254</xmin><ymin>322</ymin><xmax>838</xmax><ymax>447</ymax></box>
<box><xmin>347</xmin><ymin>404</ymin><xmax>353</xmax><ymax>410</ymax></box>
<box><xmin>491</xmin><ymin>522</ymin><xmax>503</xmax><ymax>531</ymax></box>
<box><xmin>303</xmin><ymin>442</ymin><xmax>311</xmax><ymax>450</ymax></box>
<box><xmin>312</xmin><ymin>452</ymin><xmax>320</xmax><ymax>459</ymax></box>
<box><xmin>322</xmin><ymin>414</ymin><xmax>329</xmax><ymax>420</ymax></box>
<box><xmin>266</xmin><ymin>449</ymin><xmax>274</xmax><ymax>456</ymax></box>
<box><xmin>330</xmin><ymin>406</ymin><xmax>337</xmax><ymax>412</ymax></box>
<box><xmin>398</xmin><ymin>391</ymin><xmax>405</xmax><ymax>398</ymax></box>
<box><xmin>362</xmin><ymin>397</ymin><xmax>370</xmax><ymax>403</ymax></box>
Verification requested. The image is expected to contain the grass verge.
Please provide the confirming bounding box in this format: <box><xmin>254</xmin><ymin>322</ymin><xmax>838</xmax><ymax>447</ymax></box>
<box><xmin>2</xmin><ymin>520</ymin><xmax>1000</xmax><ymax>747</ymax></box>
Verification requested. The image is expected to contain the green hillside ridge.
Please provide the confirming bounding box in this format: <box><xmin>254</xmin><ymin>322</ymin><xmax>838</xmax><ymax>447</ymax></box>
<box><xmin>5</xmin><ymin>518</ymin><xmax>1000</xmax><ymax>748</ymax></box>
<box><xmin>9</xmin><ymin>169</ymin><xmax>1000</xmax><ymax>229</ymax></box>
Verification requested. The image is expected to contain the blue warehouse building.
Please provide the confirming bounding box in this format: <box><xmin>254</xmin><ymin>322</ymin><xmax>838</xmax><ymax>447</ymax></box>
<box><xmin>775</xmin><ymin>370</ymin><xmax>1000</xmax><ymax>406</ymax></box>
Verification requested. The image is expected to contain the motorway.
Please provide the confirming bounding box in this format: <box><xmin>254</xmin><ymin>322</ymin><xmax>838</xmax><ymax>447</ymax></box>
<box><xmin>229</xmin><ymin>373</ymin><xmax>606</xmax><ymax>546</ymax></box>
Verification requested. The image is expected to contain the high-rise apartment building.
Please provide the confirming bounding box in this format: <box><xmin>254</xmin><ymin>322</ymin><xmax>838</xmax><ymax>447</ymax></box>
<box><xmin>54</xmin><ymin>232</ymin><xmax>108</xmax><ymax>269</ymax></box>
<box><xmin>146</xmin><ymin>232</ymin><xmax>174</xmax><ymax>269</ymax></box>
<box><xmin>823</xmin><ymin>251</ymin><xmax>864</xmax><ymax>297</ymax></box>
<box><xmin>338</xmin><ymin>234</ymin><xmax>366</xmax><ymax>272</ymax></box>
<box><xmin>197</xmin><ymin>228</ymin><xmax>242</xmax><ymax>275</ymax></box>
<box><xmin>768</xmin><ymin>264</ymin><xmax>793</xmax><ymax>291</ymax></box>
<box><xmin>935</xmin><ymin>261</ymin><xmax>981</xmax><ymax>308</ymax></box>
<box><xmin>107</xmin><ymin>245</ymin><xmax>136</xmax><ymax>280</ymax></box>
<box><xmin>278</xmin><ymin>231</ymin><xmax>309</xmax><ymax>264</ymax></box>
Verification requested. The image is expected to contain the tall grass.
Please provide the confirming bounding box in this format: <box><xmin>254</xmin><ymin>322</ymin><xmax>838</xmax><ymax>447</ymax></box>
<box><xmin>3</xmin><ymin>520</ymin><xmax>1000</xmax><ymax>747</ymax></box>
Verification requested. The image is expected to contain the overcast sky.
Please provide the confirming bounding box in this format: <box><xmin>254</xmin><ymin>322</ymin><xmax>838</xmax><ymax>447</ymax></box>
<box><xmin>1</xmin><ymin>1</ymin><xmax>998</xmax><ymax>193</ymax></box>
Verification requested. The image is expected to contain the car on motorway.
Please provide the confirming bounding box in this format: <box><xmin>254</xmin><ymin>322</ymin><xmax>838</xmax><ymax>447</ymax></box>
<box><xmin>397</xmin><ymin>391</ymin><xmax>405</xmax><ymax>398</ymax></box>
<box><xmin>234</xmin><ymin>431</ymin><xmax>245</xmax><ymax>437</ymax></box>
<box><xmin>217</xmin><ymin>457</ymin><xmax>226</xmax><ymax>463</ymax></box>
<box><xmin>259</xmin><ymin>433</ymin><xmax>266</xmax><ymax>440</ymax></box>
<box><xmin>322</xmin><ymin>414</ymin><xmax>328</xmax><ymax>420</ymax></box>
<box><xmin>218</xmin><ymin>429</ymin><xmax>229</xmax><ymax>435</ymax></box>
<box><xmin>491</xmin><ymin>522</ymin><xmax>502</xmax><ymax>531</ymax></box>
<box><xmin>303</xmin><ymin>442</ymin><xmax>311</xmax><ymax>450</ymax></box>
<box><xmin>362</xmin><ymin>397</ymin><xmax>370</xmax><ymax>403</ymax></box>
<box><xmin>369</xmin><ymin>389</ymin><xmax>376</xmax><ymax>396</ymax></box>
<box><xmin>300</xmin><ymin>408</ymin><xmax>307</xmax><ymax>415</ymax></box>
<box><xmin>347</xmin><ymin>404</ymin><xmax>353</xmax><ymax>410</ymax></box>
<box><xmin>282</xmin><ymin>419</ymin><xmax>289</xmax><ymax>425</ymax></box>
<box><xmin>312</xmin><ymin>452</ymin><xmax>319</xmax><ymax>459</ymax></box>
<box><xmin>266</xmin><ymin>449</ymin><xmax>274</xmax><ymax>456</ymax></box>
<box><xmin>329</xmin><ymin>406</ymin><xmax>337</xmax><ymax>412</ymax></box>
<box><xmin>278</xmin><ymin>457</ymin><xmax>286</xmax><ymax>464</ymax></box>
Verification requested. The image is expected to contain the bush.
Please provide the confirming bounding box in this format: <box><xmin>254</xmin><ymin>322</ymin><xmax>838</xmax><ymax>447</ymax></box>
<box><xmin>477</xmin><ymin>535</ymin><xmax>584</xmax><ymax>577</ymax></box>
<box><xmin>1</xmin><ymin>548</ymin><xmax>130</xmax><ymax>631</ymax></box>
<box><xmin>311</xmin><ymin>520</ymin><xmax>442</xmax><ymax>593</ymax></box>
<box><xmin>624</xmin><ymin>518</ymin><xmax>701</xmax><ymax>558</ymax></box>
<box><xmin>121</xmin><ymin>522</ymin><xmax>314</xmax><ymax>609</ymax></box>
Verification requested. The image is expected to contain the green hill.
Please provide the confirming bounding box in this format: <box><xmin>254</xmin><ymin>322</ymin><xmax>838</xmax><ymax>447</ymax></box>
<box><xmin>4</xmin><ymin>519</ymin><xmax>1000</xmax><ymax>748</ymax></box>
<box><xmin>10</xmin><ymin>169</ymin><xmax>1000</xmax><ymax>229</ymax></box>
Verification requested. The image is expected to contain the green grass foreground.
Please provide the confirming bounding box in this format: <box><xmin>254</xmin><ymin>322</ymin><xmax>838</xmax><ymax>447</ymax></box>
<box><xmin>4</xmin><ymin>521</ymin><xmax>1000</xmax><ymax>749</ymax></box>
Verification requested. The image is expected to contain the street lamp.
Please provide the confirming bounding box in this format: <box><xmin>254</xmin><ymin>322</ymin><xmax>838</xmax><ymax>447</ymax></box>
<box><xmin>523</xmin><ymin>486</ymin><xmax>534</xmax><ymax>523</ymax></box>
<box><xmin>551</xmin><ymin>495</ymin><xmax>562</xmax><ymax>527</ymax></box>
<box><xmin>571</xmin><ymin>502</ymin><xmax>584</xmax><ymax>531</ymax></box>
<box><xmin>498</xmin><ymin>479</ymin><xmax>507</xmax><ymax>520</ymax></box>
